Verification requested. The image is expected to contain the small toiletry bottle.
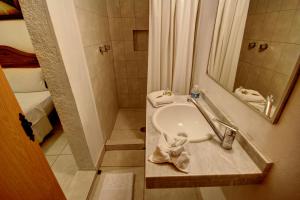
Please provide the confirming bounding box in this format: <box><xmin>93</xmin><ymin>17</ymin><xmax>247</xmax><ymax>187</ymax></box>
<box><xmin>191</xmin><ymin>85</ymin><xmax>200</xmax><ymax>99</ymax></box>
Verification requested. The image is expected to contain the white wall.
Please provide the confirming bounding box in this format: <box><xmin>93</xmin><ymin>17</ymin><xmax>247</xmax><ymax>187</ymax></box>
<box><xmin>46</xmin><ymin>0</ymin><xmax>105</xmax><ymax>165</ymax></box>
<box><xmin>194</xmin><ymin>0</ymin><xmax>300</xmax><ymax>199</ymax></box>
<box><xmin>0</xmin><ymin>20</ymin><xmax>34</xmax><ymax>53</ymax></box>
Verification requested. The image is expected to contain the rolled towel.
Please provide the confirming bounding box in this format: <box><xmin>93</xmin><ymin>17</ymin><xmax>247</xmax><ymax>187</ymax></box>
<box><xmin>147</xmin><ymin>90</ymin><xmax>174</xmax><ymax>108</ymax></box>
<box><xmin>248</xmin><ymin>101</ymin><xmax>266</xmax><ymax>112</ymax></box>
<box><xmin>234</xmin><ymin>87</ymin><xmax>266</xmax><ymax>103</ymax></box>
<box><xmin>148</xmin><ymin>132</ymin><xmax>190</xmax><ymax>173</ymax></box>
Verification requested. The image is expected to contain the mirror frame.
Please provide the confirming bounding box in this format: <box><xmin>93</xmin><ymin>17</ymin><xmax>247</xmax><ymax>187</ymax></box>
<box><xmin>207</xmin><ymin>56</ymin><xmax>300</xmax><ymax>124</ymax></box>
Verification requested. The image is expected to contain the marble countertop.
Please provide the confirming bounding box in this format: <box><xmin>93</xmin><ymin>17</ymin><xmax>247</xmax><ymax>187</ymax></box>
<box><xmin>145</xmin><ymin>96</ymin><xmax>272</xmax><ymax>188</ymax></box>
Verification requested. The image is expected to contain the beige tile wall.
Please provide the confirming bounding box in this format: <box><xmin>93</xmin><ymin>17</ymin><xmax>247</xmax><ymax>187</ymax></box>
<box><xmin>107</xmin><ymin>0</ymin><xmax>149</xmax><ymax>108</ymax></box>
<box><xmin>235</xmin><ymin>0</ymin><xmax>300</xmax><ymax>105</ymax></box>
<box><xmin>74</xmin><ymin>0</ymin><xmax>119</xmax><ymax>139</ymax></box>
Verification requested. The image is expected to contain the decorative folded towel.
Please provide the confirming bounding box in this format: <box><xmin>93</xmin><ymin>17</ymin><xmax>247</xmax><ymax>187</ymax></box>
<box><xmin>148</xmin><ymin>132</ymin><xmax>191</xmax><ymax>173</ymax></box>
<box><xmin>234</xmin><ymin>87</ymin><xmax>266</xmax><ymax>103</ymax></box>
<box><xmin>147</xmin><ymin>90</ymin><xmax>174</xmax><ymax>108</ymax></box>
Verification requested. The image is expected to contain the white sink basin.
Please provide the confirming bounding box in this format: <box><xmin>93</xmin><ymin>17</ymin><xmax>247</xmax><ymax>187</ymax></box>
<box><xmin>152</xmin><ymin>103</ymin><xmax>213</xmax><ymax>142</ymax></box>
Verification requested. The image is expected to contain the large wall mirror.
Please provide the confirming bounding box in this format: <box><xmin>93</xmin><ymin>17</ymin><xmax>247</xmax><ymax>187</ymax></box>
<box><xmin>207</xmin><ymin>0</ymin><xmax>300</xmax><ymax>123</ymax></box>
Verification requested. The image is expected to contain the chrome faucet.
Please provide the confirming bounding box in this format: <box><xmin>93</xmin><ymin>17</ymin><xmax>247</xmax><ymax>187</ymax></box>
<box><xmin>212</xmin><ymin>118</ymin><xmax>238</xmax><ymax>149</ymax></box>
<box><xmin>187</xmin><ymin>97</ymin><xmax>238</xmax><ymax>150</ymax></box>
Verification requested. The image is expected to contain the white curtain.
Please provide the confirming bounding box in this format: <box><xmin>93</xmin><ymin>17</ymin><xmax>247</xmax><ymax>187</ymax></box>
<box><xmin>147</xmin><ymin>0</ymin><xmax>200</xmax><ymax>94</ymax></box>
<box><xmin>207</xmin><ymin>0</ymin><xmax>249</xmax><ymax>91</ymax></box>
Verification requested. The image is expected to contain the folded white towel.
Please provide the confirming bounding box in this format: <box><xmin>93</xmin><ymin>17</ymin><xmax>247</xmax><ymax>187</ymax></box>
<box><xmin>148</xmin><ymin>133</ymin><xmax>191</xmax><ymax>173</ymax></box>
<box><xmin>147</xmin><ymin>90</ymin><xmax>174</xmax><ymax>108</ymax></box>
<box><xmin>234</xmin><ymin>87</ymin><xmax>266</xmax><ymax>103</ymax></box>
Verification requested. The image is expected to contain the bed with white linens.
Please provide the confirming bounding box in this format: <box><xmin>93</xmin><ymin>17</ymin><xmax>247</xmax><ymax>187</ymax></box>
<box><xmin>0</xmin><ymin>45</ymin><xmax>55</xmax><ymax>143</ymax></box>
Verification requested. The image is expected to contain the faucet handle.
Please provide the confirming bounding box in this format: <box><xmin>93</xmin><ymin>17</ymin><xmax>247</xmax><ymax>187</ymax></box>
<box><xmin>212</xmin><ymin>118</ymin><xmax>238</xmax><ymax>150</ymax></box>
<box><xmin>222</xmin><ymin>128</ymin><xmax>236</xmax><ymax>149</ymax></box>
<box><xmin>212</xmin><ymin>118</ymin><xmax>238</xmax><ymax>132</ymax></box>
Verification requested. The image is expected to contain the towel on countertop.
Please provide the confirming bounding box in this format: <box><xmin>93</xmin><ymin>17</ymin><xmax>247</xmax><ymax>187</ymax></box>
<box><xmin>234</xmin><ymin>87</ymin><xmax>266</xmax><ymax>103</ymax></box>
<box><xmin>147</xmin><ymin>90</ymin><xmax>174</xmax><ymax>108</ymax></box>
<box><xmin>148</xmin><ymin>132</ymin><xmax>191</xmax><ymax>173</ymax></box>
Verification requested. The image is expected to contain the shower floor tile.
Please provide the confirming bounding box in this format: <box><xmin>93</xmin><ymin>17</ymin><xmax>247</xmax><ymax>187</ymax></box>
<box><xmin>113</xmin><ymin>109</ymin><xmax>146</xmax><ymax>130</ymax></box>
<box><xmin>106</xmin><ymin>109</ymin><xmax>146</xmax><ymax>150</ymax></box>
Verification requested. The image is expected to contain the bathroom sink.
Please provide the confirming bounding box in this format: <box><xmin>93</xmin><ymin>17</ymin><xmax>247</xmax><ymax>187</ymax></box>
<box><xmin>152</xmin><ymin>103</ymin><xmax>213</xmax><ymax>142</ymax></box>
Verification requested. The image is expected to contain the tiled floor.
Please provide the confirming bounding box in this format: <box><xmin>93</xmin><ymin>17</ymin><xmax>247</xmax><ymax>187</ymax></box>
<box><xmin>88</xmin><ymin>150</ymin><xmax>146</xmax><ymax>200</ymax></box>
<box><xmin>89</xmin><ymin>149</ymin><xmax>205</xmax><ymax>200</ymax></box>
<box><xmin>106</xmin><ymin>109</ymin><xmax>146</xmax><ymax>150</ymax></box>
<box><xmin>41</xmin><ymin>123</ymin><xmax>78</xmax><ymax>195</ymax></box>
<box><xmin>65</xmin><ymin>170</ymin><xmax>96</xmax><ymax>200</ymax></box>
<box><xmin>89</xmin><ymin>108</ymin><xmax>206</xmax><ymax>200</ymax></box>
<box><xmin>144</xmin><ymin>188</ymin><xmax>203</xmax><ymax>200</ymax></box>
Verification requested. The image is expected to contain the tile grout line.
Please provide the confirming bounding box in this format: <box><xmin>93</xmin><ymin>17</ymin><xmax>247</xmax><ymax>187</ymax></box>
<box><xmin>48</xmin><ymin>155</ymin><xmax>59</xmax><ymax>168</ymax></box>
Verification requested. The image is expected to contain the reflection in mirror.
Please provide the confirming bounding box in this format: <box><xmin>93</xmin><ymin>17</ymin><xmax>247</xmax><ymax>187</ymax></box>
<box><xmin>207</xmin><ymin>0</ymin><xmax>300</xmax><ymax>123</ymax></box>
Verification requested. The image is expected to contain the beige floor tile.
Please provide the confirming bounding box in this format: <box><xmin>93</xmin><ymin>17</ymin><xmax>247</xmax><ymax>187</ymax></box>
<box><xmin>40</xmin><ymin>122</ymin><xmax>78</xmax><ymax>197</ymax></box>
<box><xmin>61</xmin><ymin>144</ymin><xmax>72</xmax><ymax>155</ymax></box>
<box><xmin>93</xmin><ymin>172</ymin><xmax>134</xmax><ymax>200</ymax></box>
<box><xmin>114</xmin><ymin>109</ymin><xmax>146</xmax><ymax>130</ymax></box>
<box><xmin>107</xmin><ymin>109</ymin><xmax>146</xmax><ymax>150</ymax></box>
<box><xmin>199</xmin><ymin>187</ymin><xmax>226</xmax><ymax>200</ymax></box>
<box><xmin>45</xmin><ymin>155</ymin><xmax>58</xmax><ymax>167</ymax></box>
<box><xmin>101</xmin><ymin>150</ymin><xmax>145</xmax><ymax>167</ymax></box>
<box><xmin>52</xmin><ymin>154</ymin><xmax>78</xmax><ymax>193</ymax></box>
<box><xmin>145</xmin><ymin>187</ymin><xmax>202</xmax><ymax>200</ymax></box>
<box><xmin>66</xmin><ymin>170</ymin><xmax>96</xmax><ymax>200</ymax></box>
<box><xmin>89</xmin><ymin>167</ymin><xmax>144</xmax><ymax>200</ymax></box>
<box><xmin>41</xmin><ymin>130</ymin><xmax>68</xmax><ymax>156</ymax></box>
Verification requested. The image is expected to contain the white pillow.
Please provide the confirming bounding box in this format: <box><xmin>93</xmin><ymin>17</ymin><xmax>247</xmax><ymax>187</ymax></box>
<box><xmin>3</xmin><ymin>68</ymin><xmax>47</xmax><ymax>93</ymax></box>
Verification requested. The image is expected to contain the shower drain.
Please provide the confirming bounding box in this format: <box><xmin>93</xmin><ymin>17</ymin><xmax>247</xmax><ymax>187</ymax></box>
<box><xmin>140</xmin><ymin>127</ymin><xmax>146</xmax><ymax>133</ymax></box>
